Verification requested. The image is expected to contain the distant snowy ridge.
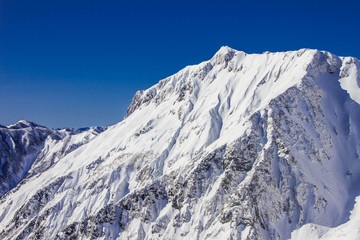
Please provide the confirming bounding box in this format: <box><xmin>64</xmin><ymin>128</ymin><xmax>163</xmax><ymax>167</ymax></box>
<box><xmin>0</xmin><ymin>121</ymin><xmax>104</xmax><ymax>197</ymax></box>
<box><xmin>0</xmin><ymin>120</ymin><xmax>61</xmax><ymax>197</ymax></box>
<box><xmin>0</xmin><ymin>46</ymin><xmax>360</xmax><ymax>240</ymax></box>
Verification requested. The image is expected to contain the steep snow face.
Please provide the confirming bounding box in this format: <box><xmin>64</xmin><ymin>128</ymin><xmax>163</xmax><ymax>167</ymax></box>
<box><xmin>0</xmin><ymin>47</ymin><xmax>360</xmax><ymax>240</ymax></box>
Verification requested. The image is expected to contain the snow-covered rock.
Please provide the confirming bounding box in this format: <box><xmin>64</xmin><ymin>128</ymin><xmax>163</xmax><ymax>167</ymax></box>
<box><xmin>0</xmin><ymin>47</ymin><xmax>360</xmax><ymax>240</ymax></box>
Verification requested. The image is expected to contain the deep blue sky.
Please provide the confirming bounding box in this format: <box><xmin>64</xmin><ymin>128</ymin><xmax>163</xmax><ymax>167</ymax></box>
<box><xmin>1</xmin><ymin>0</ymin><xmax>359</xmax><ymax>128</ymax></box>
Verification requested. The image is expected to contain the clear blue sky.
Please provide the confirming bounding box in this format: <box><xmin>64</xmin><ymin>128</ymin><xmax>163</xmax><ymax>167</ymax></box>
<box><xmin>1</xmin><ymin>0</ymin><xmax>359</xmax><ymax>128</ymax></box>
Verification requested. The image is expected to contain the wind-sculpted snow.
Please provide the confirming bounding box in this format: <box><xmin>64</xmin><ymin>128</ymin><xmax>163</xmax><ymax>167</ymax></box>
<box><xmin>1</xmin><ymin>47</ymin><xmax>360</xmax><ymax>239</ymax></box>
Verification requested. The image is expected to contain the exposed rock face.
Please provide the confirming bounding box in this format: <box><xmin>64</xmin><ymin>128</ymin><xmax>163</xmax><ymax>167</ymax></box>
<box><xmin>0</xmin><ymin>47</ymin><xmax>360</xmax><ymax>240</ymax></box>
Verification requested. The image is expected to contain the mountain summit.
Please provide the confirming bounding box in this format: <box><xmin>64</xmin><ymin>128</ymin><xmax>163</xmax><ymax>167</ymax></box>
<box><xmin>0</xmin><ymin>47</ymin><xmax>360</xmax><ymax>240</ymax></box>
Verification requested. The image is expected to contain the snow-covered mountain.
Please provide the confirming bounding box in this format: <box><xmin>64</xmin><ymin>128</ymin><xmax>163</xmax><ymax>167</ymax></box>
<box><xmin>0</xmin><ymin>46</ymin><xmax>360</xmax><ymax>240</ymax></box>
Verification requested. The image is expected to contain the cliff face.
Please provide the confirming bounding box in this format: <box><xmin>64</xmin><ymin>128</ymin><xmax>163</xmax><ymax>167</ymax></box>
<box><xmin>0</xmin><ymin>47</ymin><xmax>359</xmax><ymax>240</ymax></box>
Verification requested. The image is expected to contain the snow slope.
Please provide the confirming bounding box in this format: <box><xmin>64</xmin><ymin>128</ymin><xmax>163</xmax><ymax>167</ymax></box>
<box><xmin>0</xmin><ymin>47</ymin><xmax>359</xmax><ymax>240</ymax></box>
<box><xmin>291</xmin><ymin>196</ymin><xmax>360</xmax><ymax>240</ymax></box>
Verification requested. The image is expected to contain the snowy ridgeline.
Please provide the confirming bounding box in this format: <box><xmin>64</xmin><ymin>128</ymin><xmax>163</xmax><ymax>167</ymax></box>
<box><xmin>0</xmin><ymin>47</ymin><xmax>360</xmax><ymax>240</ymax></box>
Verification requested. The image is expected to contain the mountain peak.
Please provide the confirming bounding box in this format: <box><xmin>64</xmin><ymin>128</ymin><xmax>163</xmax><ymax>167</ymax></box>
<box><xmin>7</xmin><ymin>120</ymin><xmax>45</xmax><ymax>129</ymax></box>
<box><xmin>211</xmin><ymin>46</ymin><xmax>238</xmax><ymax>64</ymax></box>
<box><xmin>215</xmin><ymin>45</ymin><xmax>236</xmax><ymax>55</ymax></box>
